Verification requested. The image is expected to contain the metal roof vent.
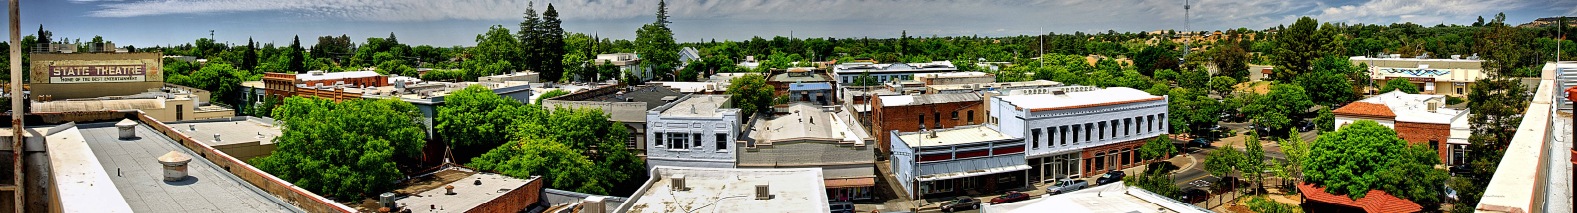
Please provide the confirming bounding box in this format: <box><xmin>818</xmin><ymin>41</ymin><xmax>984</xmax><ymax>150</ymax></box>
<box><xmin>671</xmin><ymin>174</ymin><xmax>687</xmax><ymax>191</ymax></box>
<box><xmin>213</xmin><ymin>134</ymin><xmax>221</xmax><ymax>143</ymax></box>
<box><xmin>755</xmin><ymin>184</ymin><xmax>771</xmax><ymax>200</ymax></box>
<box><xmin>444</xmin><ymin>185</ymin><xmax>456</xmax><ymax>195</ymax></box>
<box><xmin>474</xmin><ymin>178</ymin><xmax>482</xmax><ymax>185</ymax></box>
<box><xmin>378</xmin><ymin>192</ymin><xmax>397</xmax><ymax>209</ymax></box>
<box><xmin>188</xmin><ymin>124</ymin><xmax>196</xmax><ymax>131</ymax></box>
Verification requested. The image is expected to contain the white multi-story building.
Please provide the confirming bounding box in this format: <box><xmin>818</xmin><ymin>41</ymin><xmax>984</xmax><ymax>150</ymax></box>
<box><xmin>831</xmin><ymin>61</ymin><xmax>958</xmax><ymax>84</ymax></box>
<box><xmin>645</xmin><ymin>95</ymin><xmax>740</xmax><ymax>169</ymax></box>
<box><xmin>988</xmin><ymin>87</ymin><xmax>1170</xmax><ymax>183</ymax></box>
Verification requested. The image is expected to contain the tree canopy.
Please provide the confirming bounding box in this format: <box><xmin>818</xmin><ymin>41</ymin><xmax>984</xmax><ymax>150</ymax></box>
<box><xmin>1243</xmin><ymin>83</ymin><xmax>1313</xmax><ymax>132</ymax></box>
<box><xmin>1303</xmin><ymin>120</ymin><xmax>1447</xmax><ymax>204</ymax></box>
<box><xmin>436</xmin><ymin>85</ymin><xmax>531</xmax><ymax>156</ymax></box>
<box><xmin>467</xmin><ymin>106</ymin><xmax>645</xmax><ymax>195</ymax></box>
<box><xmin>1380</xmin><ymin>78</ymin><xmax>1420</xmax><ymax>94</ymax></box>
<box><xmin>250</xmin><ymin>97</ymin><xmax>427</xmax><ymax>198</ymax></box>
<box><xmin>727</xmin><ymin>74</ymin><xmax>774</xmax><ymax>117</ymax></box>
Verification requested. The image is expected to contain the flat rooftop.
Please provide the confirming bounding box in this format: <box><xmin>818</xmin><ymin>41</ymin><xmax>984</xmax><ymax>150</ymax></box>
<box><xmin>295</xmin><ymin>70</ymin><xmax>381</xmax><ymax>82</ymax></box>
<box><xmin>983</xmin><ymin>184</ymin><xmax>1210</xmax><ymax>213</ymax></box>
<box><xmin>877</xmin><ymin>93</ymin><xmax>981</xmax><ymax>107</ymax></box>
<box><xmin>752</xmin><ymin>103</ymin><xmax>861</xmax><ymax>145</ymax></box>
<box><xmin>77</xmin><ymin>122</ymin><xmax>299</xmax><ymax>213</ymax></box>
<box><xmin>1354</xmin><ymin>90</ymin><xmax>1466</xmax><ymax>124</ymax></box>
<box><xmin>659</xmin><ymin>95</ymin><xmax>734</xmax><ymax>117</ymax></box>
<box><xmin>997</xmin><ymin>87</ymin><xmax>1162</xmax><ymax>111</ymax></box>
<box><xmin>395</xmin><ymin>172</ymin><xmax>536</xmax><ymax>213</ymax></box>
<box><xmin>894</xmin><ymin>125</ymin><xmax>1016</xmax><ymax>147</ymax></box>
<box><xmin>171</xmin><ymin>118</ymin><xmax>281</xmax><ymax>147</ymax></box>
<box><xmin>624</xmin><ymin>167</ymin><xmax>829</xmax><ymax>213</ymax></box>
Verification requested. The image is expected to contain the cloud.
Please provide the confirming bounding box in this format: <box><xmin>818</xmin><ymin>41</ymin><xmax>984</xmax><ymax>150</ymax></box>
<box><xmin>1309</xmin><ymin>0</ymin><xmax>1568</xmax><ymax>25</ymax></box>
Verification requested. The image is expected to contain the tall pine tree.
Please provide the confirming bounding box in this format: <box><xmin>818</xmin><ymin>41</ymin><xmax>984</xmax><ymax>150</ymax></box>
<box><xmin>635</xmin><ymin>0</ymin><xmax>678</xmax><ymax>81</ymax></box>
<box><xmin>540</xmin><ymin>3</ymin><xmax>566</xmax><ymax>82</ymax></box>
<box><xmin>242</xmin><ymin>38</ymin><xmax>258</xmax><ymax>72</ymax></box>
<box><xmin>288</xmin><ymin>35</ymin><xmax>306</xmax><ymax>73</ymax></box>
<box><xmin>517</xmin><ymin>2</ymin><xmax>542</xmax><ymax>74</ymax></box>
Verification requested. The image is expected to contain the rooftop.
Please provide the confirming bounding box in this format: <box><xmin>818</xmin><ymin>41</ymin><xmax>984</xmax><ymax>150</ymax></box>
<box><xmin>621</xmin><ymin>167</ymin><xmax>829</xmax><ymax>213</ymax></box>
<box><xmin>77</xmin><ymin>122</ymin><xmax>299</xmax><ymax>212</ymax></box>
<box><xmin>894</xmin><ymin>125</ymin><xmax>1017</xmax><ymax>147</ymax></box>
<box><xmin>170</xmin><ymin>118</ymin><xmax>281</xmax><ymax>147</ymax></box>
<box><xmin>751</xmin><ymin>103</ymin><xmax>861</xmax><ymax>145</ymax></box>
<box><xmin>1331</xmin><ymin>102</ymin><xmax>1396</xmax><ymax>118</ymax></box>
<box><xmin>1352</xmin><ymin>90</ymin><xmax>1465</xmax><ymax>124</ymax></box>
<box><xmin>395</xmin><ymin>172</ymin><xmax>538</xmax><ymax>213</ymax></box>
<box><xmin>914</xmin><ymin>71</ymin><xmax>993</xmax><ymax>78</ymax></box>
<box><xmin>997</xmin><ymin>87</ymin><xmax>1163</xmax><ymax>111</ymax></box>
<box><xmin>296</xmin><ymin>70</ymin><xmax>381</xmax><ymax>82</ymax></box>
<box><xmin>983</xmin><ymin>184</ymin><xmax>1212</xmax><ymax>213</ymax></box>
<box><xmin>876</xmin><ymin>93</ymin><xmax>982</xmax><ymax>107</ymax></box>
<box><xmin>658</xmin><ymin>95</ymin><xmax>735</xmax><ymax>118</ymax></box>
<box><xmin>1297</xmin><ymin>183</ymin><xmax>1421</xmax><ymax>213</ymax></box>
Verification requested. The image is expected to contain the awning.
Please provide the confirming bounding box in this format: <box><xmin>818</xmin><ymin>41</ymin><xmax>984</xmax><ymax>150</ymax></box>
<box><xmin>824</xmin><ymin>177</ymin><xmax>877</xmax><ymax>188</ymax></box>
<box><xmin>916</xmin><ymin>165</ymin><xmax>1032</xmax><ymax>182</ymax></box>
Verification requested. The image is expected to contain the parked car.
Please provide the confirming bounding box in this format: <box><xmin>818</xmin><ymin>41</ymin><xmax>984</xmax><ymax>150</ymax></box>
<box><xmin>1298</xmin><ymin>121</ymin><xmax>1315</xmax><ymax>132</ymax></box>
<box><xmin>1180</xmin><ymin>189</ymin><xmax>1210</xmax><ymax>203</ymax></box>
<box><xmin>989</xmin><ymin>191</ymin><xmax>1032</xmax><ymax>204</ymax></box>
<box><xmin>940</xmin><ymin>196</ymin><xmax>979</xmax><ymax>212</ymax></box>
<box><xmin>1449</xmin><ymin>165</ymin><xmax>1473</xmax><ymax>177</ymax></box>
<box><xmin>1045</xmin><ymin>179</ymin><xmax>1089</xmax><ymax>195</ymax></box>
<box><xmin>1189</xmin><ymin>138</ymin><xmax>1213</xmax><ymax>148</ymax></box>
<box><xmin>1095</xmin><ymin>171</ymin><xmax>1127</xmax><ymax>185</ymax></box>
<box><xmin>830</xmin><ymin>202</ymin><xmax>855</xmax><ymax>213</ymax></box>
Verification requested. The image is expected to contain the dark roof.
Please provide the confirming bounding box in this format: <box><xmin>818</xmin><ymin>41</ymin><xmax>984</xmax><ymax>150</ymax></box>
<box><xmin>595</xmin><ymin>86</ymin><xmax>684</xmax><ymax>110</ymax></box>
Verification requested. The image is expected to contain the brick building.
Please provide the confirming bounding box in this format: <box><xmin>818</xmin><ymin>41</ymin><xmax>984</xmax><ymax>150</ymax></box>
<box><xmin>988</xmin><ymin>87</ymin><xmax>1170</xmax><ymax>182</ymax></box>
<box><xmin>1332</xmin><ymin>90</ymin><xmax>1469</xmax><ymax>165</ymax></box>
<box><xmin>261</xmin><ymin>71</ymin><xmax>388</xmax><ymax>100</ymax></box>
<box><xmin>871</xmin><ymin>93</ymin><xmax>984</xmax><ymax>154</ymax></box>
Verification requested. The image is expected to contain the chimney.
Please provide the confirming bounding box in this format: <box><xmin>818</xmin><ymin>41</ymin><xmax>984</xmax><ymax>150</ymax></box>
<box><xmin>157</xmin><ymin>151</ymin><xmax>193</xmax><ymax>182</ymax></box>
<box><xmin>755</xmin><ymin>184</ymin><xmax>771</xmax><ymax>200</ymax></box>
<box><xmin>444</xmin><ymin>185</ymin><xmax>456</xmax><ymax>195</ymax></box>
<box><xmin>671</xmin><ymin>174</ymin><xmax>687</xmax><ymax>191</ymax></box>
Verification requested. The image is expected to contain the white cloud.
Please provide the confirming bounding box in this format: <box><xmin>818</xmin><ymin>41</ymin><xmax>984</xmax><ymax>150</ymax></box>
<box><xmin>1309</xmin><ymin>0</ymin><xmax>1562</xmax><ymax>25</ymax></box>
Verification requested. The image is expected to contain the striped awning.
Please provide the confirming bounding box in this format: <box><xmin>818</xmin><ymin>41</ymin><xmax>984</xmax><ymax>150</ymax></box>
<box><xmin>824</xmin><ymin>177</ymin><xmax>876</xmax><ymax>188</ymax></box>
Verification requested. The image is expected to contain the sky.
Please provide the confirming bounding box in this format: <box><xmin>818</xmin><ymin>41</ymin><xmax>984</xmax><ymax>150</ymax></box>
<box><xmin>11</xmin><ymin>0</ymin><xmax>1577</xmax><ymax>48</ymax></box>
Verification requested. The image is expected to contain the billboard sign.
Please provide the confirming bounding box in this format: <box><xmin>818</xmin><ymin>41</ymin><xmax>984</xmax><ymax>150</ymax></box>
<box><xmin>48</xmin><ymin>65</ymin><xmax>148</xmax><ymax>83</ymax></box>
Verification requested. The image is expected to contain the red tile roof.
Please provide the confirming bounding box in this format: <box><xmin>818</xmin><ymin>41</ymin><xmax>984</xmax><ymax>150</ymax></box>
<box><xmin>1298</xmin><ymin>183</ymin><xmax>1422</xmax><ymax>213</ymax></box>
<box><xmin>1332</xmin><ymin>102</ymin><xmax>1396</xmax><ymax>118</ymax></box>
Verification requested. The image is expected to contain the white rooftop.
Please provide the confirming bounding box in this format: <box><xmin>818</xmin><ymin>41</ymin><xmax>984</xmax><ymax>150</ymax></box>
<box><xmin>396</xmin><ymin>173</ymin><xmax>536</xmax><ymax>213</ymax></box>
<box><xmin>659</xmin><ymin>95</ymin><xmax>734</xmax><ymax>117</ymax></box>
<box><xmin>915</xmin><ymin>71</ymin><xmax>992</xmax><ymax>78</ymax></box>
<box><xmin>1358</xmin><ymin>90</ymin><xmax>1467</xmax><ymax>124</ymax></box>
<box><xmin>622</xmin><ymin>167</ymin><xmax>829</xmax><ymax>213</ymax></box>
<box><xmin>894</xmin><ymin>125</ymin><xmax>1017</xmax><ymax>147</ymax></box>
<box><xmin>296</xmin><ymin>70</ymin><xmax>381</xmax><ymax>82</ymax></box>
<box><xmin>983</xmin><ymin>183</ymin><xmax>1211</xmax><ymax>213</ymax></box>
<box><xmin>997</xmin><ymin>87</ymin><xmax>1162</xmax><ymax>110</ymax></box>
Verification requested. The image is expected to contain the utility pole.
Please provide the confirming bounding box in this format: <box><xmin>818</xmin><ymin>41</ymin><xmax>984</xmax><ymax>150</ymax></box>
<box><xmin>210</xmin><ymin>30</ymin><xmax>215</xmax><ymax>41</ymax></box>
<box><xmin>1040</xmin><ymin>27</ymin><xmax>1044</xmax><ymax>68</ymax></box>
<box><xmin>8</xmin><ymin>0</ymin><xmax>22</xmax><ymax>211</ymax></box>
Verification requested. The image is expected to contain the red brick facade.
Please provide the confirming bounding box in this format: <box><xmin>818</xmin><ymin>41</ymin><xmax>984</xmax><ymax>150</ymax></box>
<box><xmin>1395</xmin><ymin>121</ymin><xmax>1452</xmax><ymax>165</ymax></box>
<box><xmin>261</xmin><ymin>72</ymin><xmax>388</xmax><ymax>101</ymax></box>
<box><xmin>468</xmin><ymin>177</ymin><xmax>543</xmax><ymax>213</ymax></box>
<box><xmin>872</xmin><ymin>98</ymin><xmax>984</xmax><ymax>153</ymax></box>
<box><xmin>1080</xmin><ymin>137</ymin><xmax>1165</xmax><ymax>177</ymax></box>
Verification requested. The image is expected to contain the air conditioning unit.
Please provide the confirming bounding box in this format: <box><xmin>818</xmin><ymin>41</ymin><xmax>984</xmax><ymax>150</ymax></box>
<box><xmin>755</xmin><ymin>184</ymin><xmax>770</xmax><ymax>200</ymax></box>
<box><xmin>582</xmin><ymin>196</ymin><xmax>606</xmax><ymax>213</ymax></box>
<box><xmin>671</xmin><ymin>174</ymin><xmax>687</xmax><ymax>191</ymax></box>
<box><xmin>378</xmin><ymin>192</ymin><xmax>397</xmax><ymax>209</ymax></box>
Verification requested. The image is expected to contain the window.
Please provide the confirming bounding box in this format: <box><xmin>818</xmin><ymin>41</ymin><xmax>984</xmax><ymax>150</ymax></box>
<box><xmin>934</xmin><ymin>113</ymin><xmax>941</xmax><ymax>128</ymax></box>
<box><xmin>1084</xmin><ymin>123</ymin><xmax>1093</xmax><ymax>142</ymax></box>
<box><xmin>655</xmin><ymin>132</ymin><xmax>665</xmax><ymax>147</ymax></box>
<box><xmin>668</xmin><ymin>133</ymin><xmax>689</xmax><ymax>149</ymax></box>
<box><xmin>1072</xmin><ymin>125</ymin><xmax>1081</xmax><ymax>143</ymax></box>
<box><xmin>1121</xmin><ymin>148</ymin><xmax>1132</xmax><ymax>166</ymax></box>
<box><xmin>967</xmin><ymin>111</ymin><xmax>975</xmax><ymax>124</ymax></box>
<box><xmin>1159</xmin><ymin>113</ymin><xmax>1166</xmax><ymax>132</ymax></box>
<box><xmin>952</xmin><ymin>111</ymin><xmax>959</xmax><ymax>119</ymax></box>
<box><xmin>717</xmin><ymin>134</ymin><xmax>729</xmax><ymax>151</ymax></box>
<box><xmin>1457</xmin><ymin>87</ymin><xmax>1464</xmax><ymax>94</ymax></box>
<box><xmin>1124</xmin><ymin>118</ymin><xmax>1132</xmax><ymax>136</ymax></box>
<box><xmin>1028</xmin><ymin>127</ymin><xmax>1040</xmax><ymax>149</ymax></box>
<box><xmin>1093</xmin><ymin>152</ymin><xmax>1105</xmax><ymax>172</ymax></box>
<box><xmin>1046</xmin><ymin>128</ymin><xmax>1055</xmax><ymax>147</ymax></box>
<box><xmin>1110</xmin><ymin>119</ymin><xmax>1119</xmax><ymax>138</ymax></box>
<box><xmin>1060</xmin><ymin>126</ymin><xmax>1069</xmax><ymax>146</ymax></box>
<box><xmin>1097</xmin><ymin>121</ymin><xmax>1106</xmax><ymax>140</ymax></box>
<box><xmin>693</xmin><ymin>134</ymin><xmax>702</xmax><ymax>148</ymax></box>
<box><xmin>1147</xmin><ymin>115</ymin><xmax>1155</xmax><ymax>132</ymax></box>
<box><xmin>918</xmin><ymin>114</ymin><xmax>926</xmax><ymax>130</ymax></box>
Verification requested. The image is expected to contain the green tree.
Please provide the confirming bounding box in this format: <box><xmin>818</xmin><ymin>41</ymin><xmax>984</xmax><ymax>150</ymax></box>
<box><xmin>241</xmin><ymin>38</ymin><xmax>258</xmax><ymax>72</ymax></box>
<box><xmin>1380</xmin><ymin>78</ymin><xmax>1419</xmax><ymax>94</ymax></box>
<box><xmin>635</xmin><ymin>0</ymin><xmax>679</xmax><ymax>80</ymax></box>
<box><xmin>1240</xmin><ymin>131</ymin><xmax>1266</xmax><ymax>194</ymax></box>
<box><xmin>186</xmin><ymin>63</ymin><xmax>248</xmax><ymax>106</ymax></box>
<box><xmin>250</xmin><ymin>97</ymin><xmax>426</xmax><ymax>198</ymax></box>
<box><xmin>1213</xmin><ymin>44</ymin><xmax>1251</xmax><ymax>81</ymax></box>
<box><xmin>1314</xmin><ymin>107</ymin><xmax>1335</xmax><ymax>132</ymax></box>
<box><xmin>1450</xmin><ymin>78</ymin><xmax>1529</xmax><ymax>212</ymax></box>
<box><xmin>1303</xmin><ymin>120</ymin><xmax>1447</xmax><ymax>203</ymax></box>
<box><xmin>1209</xmin><ymin>76</ymin><xmax>1238</xmax><ymax>97</ymax></box>
<box><xmin>287</xmin><ymin>35</ymin><xmax>306</xmax><ymax>73</ymax></box>
<box><xmin>1243</xmin><ymin>83</ymin><xmax>1313</xmax><ymax>132</ymax></box>
<box><xmin>1298</xmin><ymin>55</ymin><xmax>1358</xmax><ymax>105</ymax></box>
<box><xmin>1139</xmin><ymin>135</ymin><xmax>1177</xmax><ymax>161</ymax></box>
<box><xmin>1204</xmin><ymin>144</ymin><xmax>1243</xmax><ymax>192</ymax></box>
<box><xmin>474</xmin><ymin>25</ymin><xmax>523</xmax><ymax>73</ymax></box>
<box><xmin>538</xmin><ymin>4</ymin><xmax>567</xmax><ymax>81</ymax></box>
<box><xmin>726</xmin><ymin>74</ymin><xmax>774</xmax><ymax>117</ymax></box>
<box><xmin>1272</xmin><ymin>17</ymin><xmax>1332</xmax><ymax>81</ymax></box>
<box><xmin>470</xmin><ymin>106</ymin><xmax>645</xmax><ymax>195</ymax></box>
<box><xmin>436</xmin><ymin>85</ymin><xmax>530</xmax><ymax>158</ymax></box>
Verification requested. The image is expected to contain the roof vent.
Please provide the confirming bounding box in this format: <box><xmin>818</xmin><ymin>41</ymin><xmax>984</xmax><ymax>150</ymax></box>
<box><xmin>928</xmin><ymin>130</ymin><xmax>939</xmax><ymax>138</ymax></box>
<box><xmin>671</xmin><ymin>174</ymin><xmax>687</xmax><ymax>191</ymax></box>
<box><xmin>378</xmin><ymin>192</ymin><xmax>397</xmax><ymax>209</ymax></box>
<box><xmin>444</xmin><ymin>185</ymin><xmax>456</xmax><ymax>195</ymax></box>
<box><xmin>582</xmin><ymin>196</ymin><xmax>607</xmax><ymax>213</ymax></box>
<box><xmin>755</xmin><ymin>184</ymin><xmax>771</xmax><ymax>200</ymax></box>
<box><xmin>188</xmin><ymin>124</ymin><xmax>196</xmax><ymax>131</ymax></box>
<box><xmin>474</xmin><ymin>178</ymin><xmax>482</xmax><ymax>185</ymax></box>
<box><xmin>213</xmin><ymin>134</ymin><xmax>221</xmax><ymax>143</ymax></box>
